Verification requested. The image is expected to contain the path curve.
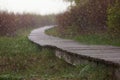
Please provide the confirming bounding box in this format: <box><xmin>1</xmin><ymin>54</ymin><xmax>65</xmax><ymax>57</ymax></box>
<box><xmin>28</xmin><ymin>25</ymin><xmax>120</xmax><ymax>66</ymax></box>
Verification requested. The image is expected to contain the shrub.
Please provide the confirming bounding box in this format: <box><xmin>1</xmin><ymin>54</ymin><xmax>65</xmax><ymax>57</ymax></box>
<box><xmin>0</xmin><ymin>11</ymin><xmax>55</xmax><ymax>36</ymax></box>
<box><xmin>107</xmin><ymin>0</ymin><xmax>120</xmax><ymax>36</ymax></box>
<box><xmin>56</xmin><ymin>0</ymin><xmax>116</xmax><ymax>35</ymax></box>
<box><xmin>0</xmin><ymin>12</ymin><xmax>16</xmax><ymax>36</ymax></box>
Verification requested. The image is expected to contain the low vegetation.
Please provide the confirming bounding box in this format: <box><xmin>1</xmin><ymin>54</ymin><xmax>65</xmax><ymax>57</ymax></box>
<box><xmin>0</xmin><ymin>11</ymin><xmax>55</xmax><ymax>36</ymax></box>
<box><xmin>0</xmin><ymin>28</ymin><xmax>114</xmax><ymax>80</ymax></box>
<box><xmin>0</xmin><ymin>0</ymin><xmax>119</xmax><ymax>79</ymax></box>
<box><xmin>49</xmin><ymin>0</ymin><xmax>120</xmax><ymax>47</ymax></box>
<box><xmin>46</xmin><ymin>27</ymin><xmax>120</xmax><ymax>46</ymax></box>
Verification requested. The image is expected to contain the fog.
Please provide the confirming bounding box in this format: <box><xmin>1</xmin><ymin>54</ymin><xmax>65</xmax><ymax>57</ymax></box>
<box><xmin>0</xmin><ymin>0</ymin><xmax>70</xmax><ymax>15</ymax></box>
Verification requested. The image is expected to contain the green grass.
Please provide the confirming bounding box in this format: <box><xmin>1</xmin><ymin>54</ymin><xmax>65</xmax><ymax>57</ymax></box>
<box><xmin>46</xmin><ymin>27</ymin><xmax>120</xmax><ymax>46</ymax></box>
<box><xmin>74</xmin><ymin>34</ymin><xmax>120</xmax><ymax>46</ymax></box>
<box><xmin>0</xmin><ymin>28</ymin><xmax>114</xmax><ymax>80</ymax></box>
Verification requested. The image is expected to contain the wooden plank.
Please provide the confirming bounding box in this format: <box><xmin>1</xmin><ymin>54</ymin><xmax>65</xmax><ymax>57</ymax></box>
<box><xmin>28</xmin><ymin>26</ymin><xmax>120</xmax><ymax>66</ymax></box>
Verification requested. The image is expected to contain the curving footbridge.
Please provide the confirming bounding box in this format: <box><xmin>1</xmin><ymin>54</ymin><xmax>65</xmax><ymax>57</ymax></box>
<box><xmin>28</xmin><ymin>25</ymin><xmax>120</xmax><ymax>79</ymax></box>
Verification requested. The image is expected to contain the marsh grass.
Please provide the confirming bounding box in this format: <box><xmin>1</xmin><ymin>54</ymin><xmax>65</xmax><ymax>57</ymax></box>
<box><xmin>46</xmin><ymin>27</ymin><xmax>120</xmax><ymax>46</ymax></box>
<box><xmin>0</xmin><ymin>28</ymin><xmax>113</xmax><ymax>80</ymax></box>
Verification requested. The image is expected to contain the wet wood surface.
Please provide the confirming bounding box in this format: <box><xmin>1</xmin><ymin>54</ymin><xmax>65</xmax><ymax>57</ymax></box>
<box><xmin>28</xmin><ymin>26</ymin><xmax>120</xmax><ymax>66</ymax></box>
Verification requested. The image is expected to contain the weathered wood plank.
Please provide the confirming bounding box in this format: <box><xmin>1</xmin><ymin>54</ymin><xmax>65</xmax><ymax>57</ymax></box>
<box><xmin>28</xmin><ymin>26</ymin><xmax>120</xmax><ymax>66</ymax></box>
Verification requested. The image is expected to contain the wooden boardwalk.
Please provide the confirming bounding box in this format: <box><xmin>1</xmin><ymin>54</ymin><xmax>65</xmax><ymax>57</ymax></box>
<box><xmin>28</xmin><ymin>26</ymin><xmax>120</xmax><ymax>66</ymax></box>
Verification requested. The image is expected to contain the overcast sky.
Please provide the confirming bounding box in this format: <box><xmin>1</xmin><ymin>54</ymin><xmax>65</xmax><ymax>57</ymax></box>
<box><xmin>0</xmin><ymin>0</ymin><xmax>70</xmax><ymax>15</ymax></box>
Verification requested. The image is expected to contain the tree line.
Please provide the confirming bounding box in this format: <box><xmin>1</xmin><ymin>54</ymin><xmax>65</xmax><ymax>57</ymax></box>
<box><xmin>56</xmin><ymin>0</ymin><xmax>120</xmax><ymax>36</ymax></box>
<box><xmin>0</xmin><ymin>11</ymin><xmax>55</xmax><ymax>36</ymax></box>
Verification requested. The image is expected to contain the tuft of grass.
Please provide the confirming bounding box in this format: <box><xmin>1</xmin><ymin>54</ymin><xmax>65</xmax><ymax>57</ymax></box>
<box><xmin>0</xmin><ymin>28</ymin><xmax>114</xmax><ymax>80</ymax></box>
<box><xmin>46</xmin><ymin>27</ymin><xmax>120</xmax><ymax>46</ymax></box>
